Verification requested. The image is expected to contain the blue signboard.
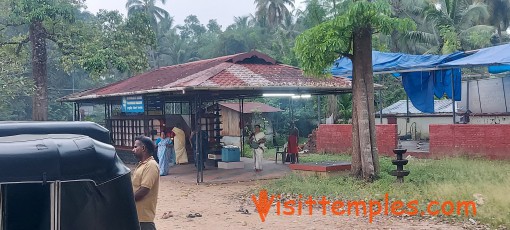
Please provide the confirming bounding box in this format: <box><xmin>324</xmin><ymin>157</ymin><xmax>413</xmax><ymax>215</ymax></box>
<box><xmin>121</xmin><ymin>96</ymin><xmax>144</xmax><ymax>113</ymax></box>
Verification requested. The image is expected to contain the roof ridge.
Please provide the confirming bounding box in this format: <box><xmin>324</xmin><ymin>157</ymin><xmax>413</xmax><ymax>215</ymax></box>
<box><xmin>154</xmin><ymin>50</ymin><xmax>277</xmax><ymax>71</ymax></box>
<box><xmin>156</xmin><ymin>54</ymin><xmax>235</xmax><ymax>70</ymax></box>
<box><xmin>163</xmin><ymin>62</ymin><xmax>234</xmax><ymax>88</ymax></box>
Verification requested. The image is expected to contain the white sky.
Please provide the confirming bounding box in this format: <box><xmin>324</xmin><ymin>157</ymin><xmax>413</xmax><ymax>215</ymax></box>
<box><xmin>83</xmin><ymin>0</ymin><xmax>306</xmax><ymax>29</ymax></box>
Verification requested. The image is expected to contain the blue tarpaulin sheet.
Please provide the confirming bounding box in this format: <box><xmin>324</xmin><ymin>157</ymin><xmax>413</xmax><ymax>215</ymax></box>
<box><xmin>401</xmin><ymin>69</ymin><xmax>461</xmax><ymax>113</ymax></box>
<box><xmin>331</xmin><ymin>51</ymin><xmax>465</xmax><ymax>76</ymax></box>
<box><xmin>440</xmin><ymin>43</ymin><xmax>510</xmax><ymax>68</ymax></box>
<box><xmin>488</xmin><ymin>65</ymin><xmax>510</xmax><ymax>74</ymax></box>
<box><xmin>330</xmin><ymin>51</ymin><xmax>465</xmax><ymax>113</ymax></box>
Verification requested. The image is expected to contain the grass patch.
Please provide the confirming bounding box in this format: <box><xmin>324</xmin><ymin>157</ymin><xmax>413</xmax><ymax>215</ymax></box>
<box><xmin>260</xmin><ymin>153</ymin><xmax>510</xmax><ymax>228</ymax></box>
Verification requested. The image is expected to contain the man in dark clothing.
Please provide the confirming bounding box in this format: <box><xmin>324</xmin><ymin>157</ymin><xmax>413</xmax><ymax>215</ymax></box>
<box><xmin>191</xmin><ymin>130</ymin><xmax>209</xmax><ymax>169</ymax></box>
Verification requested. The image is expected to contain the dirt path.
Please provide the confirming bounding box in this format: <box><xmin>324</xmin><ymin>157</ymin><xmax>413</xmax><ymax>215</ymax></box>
<box><xmin>153</xmin><ymin>178</ymin><xmax>472</xmax><ymax>230</ymax></box>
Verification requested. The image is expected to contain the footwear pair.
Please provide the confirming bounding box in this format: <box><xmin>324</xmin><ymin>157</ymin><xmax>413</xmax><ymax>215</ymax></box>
<box><xmin>187</xmin><ymin>213</ymin><xmax>202</xmax><ymax>218</ymax></box>
<box><xmin>236</xmin><ymin>207</ymin><xmax>251</xmax><ymax>215</ymax></box>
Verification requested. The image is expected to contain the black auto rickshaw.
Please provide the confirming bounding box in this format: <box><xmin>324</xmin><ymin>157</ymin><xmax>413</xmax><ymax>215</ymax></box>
<box><xmin>0</xmin><ymin>122</ymin><xmax>140</xmax><ymax>230</ymax></box>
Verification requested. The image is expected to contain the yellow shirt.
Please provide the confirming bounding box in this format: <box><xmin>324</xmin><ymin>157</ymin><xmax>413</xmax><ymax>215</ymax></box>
<box><xmin>132</xmin><ymin>156</ymin><xmax>160</xmax><ymax>222</ymax></box>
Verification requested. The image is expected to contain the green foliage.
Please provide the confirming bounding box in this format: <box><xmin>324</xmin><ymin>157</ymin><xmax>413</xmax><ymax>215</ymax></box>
<box><xmin>9</xmin><ymin>0</ymin><xmax>78</xmax><ymax>23</ymax></box>
<box><xmin>459</xmin><ymin>25</ymin><xmax>495</xmax><ymax>50</ymax></box>
<box><xmin>379</xmin><ymin>74</ymin><xmax>406</xmax><ymax>106</ymax></box>
<box><xmin>62</xmin><ymin>10</ymin><xmax>153</xmax><ymax>78</ymax></box>
<box><xmin>3</xmin><ymin>0</ymin><xmax>81</xmax><ymax>67</ymax></box>
<box><xmin>439</xmin><ymin>25</ymin><xmax>461</xmax><ymax>54</ymax></box>
<box><xmin>178</xmin><ymin>15</ymin><xmax>206</xmax><ymax>41</ymax></box>
<box><xmin>299</xmin><ymin>0</ymin><xmax>328</xmax><ymax>28</ymax></box>
<box><xmin>0</xmin><ymin>43</ymin><xmax>34</xmax><ymax>120</ymax></box>
<box><xmin>337</xmin><ymin>94</ymin><xmax>352</xmax><ymax>124</ymax></box>
<box><xmin>0</xmin><ymin>46</ymin><xmax>33</xmax><ymax>97</ymax></box>
<box><xmin>417</xmin><ymin>0</ymin><xmax>495</xmax><ymax>53</ymax></box>
<box><xmin>206</xmin><ymin>19</ymin><xmax>222</xmax><ymax>34</ymax></box>
<box><xmin>1</xmin><ymin>0</ymin><xmax>155</xmax><ymax>120</ymax></box>
<box><xmin>294</xmin><ymin>0</ymin><xmax>415</xmax><ymax>76</ymax></box>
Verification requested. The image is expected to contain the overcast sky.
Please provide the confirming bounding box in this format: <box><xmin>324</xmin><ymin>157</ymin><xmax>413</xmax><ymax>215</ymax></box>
<box><xmin>84</xmin><ymin>0</ymin><xmax>305</xmax><ymax>29</ymax></box>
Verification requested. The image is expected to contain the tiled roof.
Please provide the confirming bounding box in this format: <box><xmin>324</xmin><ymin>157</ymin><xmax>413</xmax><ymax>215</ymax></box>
<box><xmin>61</xmin><ymin>51</ymin><xmax>362</xmax><ymax>102</ymax></box>
<box><xmin>381</xmin><ymin>100</ymin><xmax>453</xmax><ymax>114</ymax></box>
<box><xmin>219</xmin><ymin>102</ymin><xmax>283</xmax><ymax>113</ymax></box>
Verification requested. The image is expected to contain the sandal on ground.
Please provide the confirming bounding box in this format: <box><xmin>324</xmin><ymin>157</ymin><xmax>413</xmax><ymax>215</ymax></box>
<box><xmin>161</xmin><ymin>212</ymin><xmax>173</xmax><ymax>219</ymax></box>
<box><xmin>187</xmin><ymin>213</ymin><xmax>195</xmax><ymax>218</ymax></box>
<box><xmin>194</xmin><ymin>213</ymin><xmax>202</xmax><ymax>217</ymax></box>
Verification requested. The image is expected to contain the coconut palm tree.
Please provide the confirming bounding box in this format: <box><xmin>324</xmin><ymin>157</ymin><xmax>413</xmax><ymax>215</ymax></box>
<box><xmin>125</xmin><ymin>0</ymin><xmax>169</xmax><ymax>29</ymax></box>
<box><xmin>228</xmin><ymin>16</ymin><xmax>256</xmax><ymax>30</ymax></box>
<box><xmin>151</xmin><ymin>15</ymin><xmax>177</xmax><ymax>67</ymax></box>
<box><xmin>390</xmin><ymin>0</ymin><xmax>495</xmax><ymax>54</ymax></box>
<box><xmin>254</xmin><ymin>0</ymin><xmax>295</xmax><ymax>28</ymax></box>
<box><xmin>296</xmin><ymin>0</ymin><xmax>328</xmax><ymax>28</ymax></box>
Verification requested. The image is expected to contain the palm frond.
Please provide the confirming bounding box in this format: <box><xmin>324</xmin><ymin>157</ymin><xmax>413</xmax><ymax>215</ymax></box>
<box><xmin>458</xmin><ymin>3</ymin><xmax>489</xmax><ymax>29</ymax></box>
<box><xmin>125</xmin><ymin>0</ymin><xmax>143</xmax><ymax>9</ymax></box>
<box><xmin>153</xmin><ymin>7</ymin><xmax>169</xmax><ymax>21</ymax></box>
<box><xmin>423</xmin><ymin>5</ymin><xmax>453</xmax><ymax>27</ymax></box>
<box><xmin>401</xmin><ymin>0</ymin><xmax>429</xmax><ymax>15</ymax></box>
<box><xmin>459</xmin><ymin>25</ymin><xmax>496</xmax><ymax>49</ymax></box>
<box><xmin>423</xmin><ymin>45</ymin><xmax>441</xmax><ymax>55</ymax></box>
<box><xmin>459</xmin><ymin>25</ymin><xmax>496</xmax><ymax>36</ymax></box>
<box><xmin>403</xmin><ymin>31</ymin><xmax>438</xmax><ymax>45</ymax></box>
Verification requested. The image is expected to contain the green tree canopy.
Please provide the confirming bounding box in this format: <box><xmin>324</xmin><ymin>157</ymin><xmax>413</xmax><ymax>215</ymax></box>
<box><xmin>295</xmin><ymin>0</ymin><xmax>415</xmax><ymax>76</ymax></box>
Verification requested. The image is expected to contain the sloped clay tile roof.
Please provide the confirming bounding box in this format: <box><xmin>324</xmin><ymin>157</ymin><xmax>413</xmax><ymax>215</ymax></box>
<box><xmin>61</xmin><ymin>51</ymin><xmax>356</xmax><ymax>102</ymax></box>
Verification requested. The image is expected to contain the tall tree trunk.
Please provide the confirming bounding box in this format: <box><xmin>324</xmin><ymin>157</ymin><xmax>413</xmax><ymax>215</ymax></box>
<box><xmin>350</xmin><ymin>73</ymin><xmax>362</xmax><ymax>177</ymax></box>
<box><xmin>362</xmin><ymin>33</ymin><xmax>380</xmax><ymax>177</ymax></box>
<box><xmin>29</xmin><ymin>21</ymin><xmax>48</xmax><ymax>121</ymax></box>
<box><xmin>351</xmin><ymin>26</ymin><xmax>379</xmax><ymax>181</ymax></box>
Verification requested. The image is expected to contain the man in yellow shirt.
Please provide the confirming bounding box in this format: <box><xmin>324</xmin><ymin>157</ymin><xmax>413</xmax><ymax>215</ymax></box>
<box><xmin>132</xmin><ymin>136</ymin><xmax>160</xmax><ymax>230</ymax></box>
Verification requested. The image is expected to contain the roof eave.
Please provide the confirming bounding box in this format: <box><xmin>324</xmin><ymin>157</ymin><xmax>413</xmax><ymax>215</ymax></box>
<box><xmin>59</xmin><ymin>87</ymin><xmax>187</xmax><ymax>102</ymax></box>
<box><xmin>60</xmin><ymin>84</ymin><xmax>385</xmax><ymax>102</ymax></box>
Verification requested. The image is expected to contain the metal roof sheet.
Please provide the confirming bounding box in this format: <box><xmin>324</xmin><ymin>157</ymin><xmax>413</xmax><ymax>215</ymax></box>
<box><xmin>381</xmin><ymin>100</ymin><xmax>453</xmax><ymax>114</ymax></box>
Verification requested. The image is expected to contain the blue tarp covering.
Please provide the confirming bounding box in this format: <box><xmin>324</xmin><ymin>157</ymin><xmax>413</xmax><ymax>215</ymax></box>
<box><xmin>402</xmin><ymin>69</ymin><xmax>461</xmax><ymax>113</ymax></box>
<box><xmin>330</xmin><ymin>51</ymin><xmax>465</xmax><ymax>113</ymax></box>
<box><xmin>330</xmin><ymin>51</ymin><xmax>465</xmax><ymax>76</ymax></box>
<box><xmin>488</xmin><ymin>65</ymin><xmax>510</xmax><ymax>74</ymax></box>
<box><xmin>440</xmin><ymin>43</ymin><xmax>510</xmax><ymax>68</ymax></box>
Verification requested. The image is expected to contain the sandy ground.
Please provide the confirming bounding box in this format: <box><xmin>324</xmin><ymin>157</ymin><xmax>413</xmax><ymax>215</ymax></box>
<box><xmin>153</xmin><ymin>178</ymin><xmax>474</xmax><ymax>230</ymax></box>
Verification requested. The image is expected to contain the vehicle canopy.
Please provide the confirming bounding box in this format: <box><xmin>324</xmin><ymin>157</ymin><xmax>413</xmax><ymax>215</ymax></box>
<box><xmin>0</xmin><ymin>122</ymin><xmax>139</xmax><ymax>230</ymax></box>
<box><xmin>0</xmin><ymin>121</ymin><xmax>112</xmax><ymax>144</ymax></box>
